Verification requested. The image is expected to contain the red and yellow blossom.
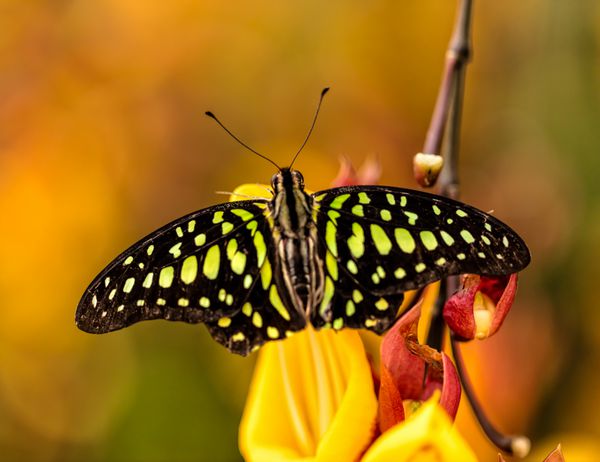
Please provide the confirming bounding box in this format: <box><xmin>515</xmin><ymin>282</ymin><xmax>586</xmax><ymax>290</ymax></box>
<box><xmin>444</xmin><ymin>274</ymin><xmax>518</xmax><ymax>341</ymax></box>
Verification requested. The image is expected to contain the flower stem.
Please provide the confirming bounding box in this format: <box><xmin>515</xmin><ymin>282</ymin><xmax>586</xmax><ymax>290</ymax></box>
<box><xmin>425</xmin><ymin>279</ymin><xmax>446</xmax><ymax>352</ymax></box>
<box><xmin>436</xmin><ymin>0</ymin><xmax>472</xmax><ymax>197</ymax></box>
<box><xmin>422</xmin><ymin>0</ymin><xmax>531</xmax><ymax>458</ymax></box>
<box><xmin>450</xmin><ymin>338</ymin><xmax>531</xmax><ymax>457</ymax></box>
<box><xmin>416</xmin><ymin>0</ymin><xmax>472</xmax><ymax>188</ymax></box>
<box><xmin>427</xmin><ymin>0</ymin><xmax>473</xmax><ymax>365</ymax></box>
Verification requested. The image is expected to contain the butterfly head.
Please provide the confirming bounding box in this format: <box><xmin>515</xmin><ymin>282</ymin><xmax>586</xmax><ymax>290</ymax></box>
<box><xmin>271</xmin><ymin>168</ymin><xmax>305</xmax><ymax>195</ymax></box>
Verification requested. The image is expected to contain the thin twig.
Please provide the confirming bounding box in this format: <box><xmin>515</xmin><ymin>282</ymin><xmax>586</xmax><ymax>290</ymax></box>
<box><xmin>427</xmin><ymin>1</ymin><xmax>531</xmax><ymax>457</ymax></box>
<box><xmin>437</xmin><ymin>0</ymin><xmax>471</xmax><ymax>198</ymax></box>
<box><xmin>451</xmin><ymin>338</ymin><xmax>530</xmax><ymax>457</ymax></box>
<box><xmin>426</xmin><ymin>0</ymin><xmax>473</xmax><ymax>359</ymax></box>
<box><xmin>416</xmin><ymin>0</ymin><xmax>472</xmax><ymax>188</ymax></box>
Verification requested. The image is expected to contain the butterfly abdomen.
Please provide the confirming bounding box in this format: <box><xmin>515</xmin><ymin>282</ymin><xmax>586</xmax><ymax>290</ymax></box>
<box><xmin>275</xmin><ymin>234</ymin><xmax>324</xmax><ymax>317</ymax></box>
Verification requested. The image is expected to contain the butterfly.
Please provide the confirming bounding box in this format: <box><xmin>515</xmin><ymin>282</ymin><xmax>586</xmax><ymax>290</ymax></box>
<box><xmin>76</xmin><ymin>90</ymin><xmax>530</xmax><ymax>356</ymax></box>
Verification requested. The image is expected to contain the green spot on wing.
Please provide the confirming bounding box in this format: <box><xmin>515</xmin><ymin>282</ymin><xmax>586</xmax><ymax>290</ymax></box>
<box><xmin>346</xmin><ymin>300</ymin><xmax>356</xmax><ymax>316</ymax></box>
<box><xmin>440</xmin><ymin>230</ymin><xmax>454</xmax><ymax>246</ymax></box>
<box><xmin>231</xmin><ymin>209</ymin><xmax>254</xmax><ymax>221</ymax></box>
<box><xmin>371</xmin><ymin>224</ymin><xmax>392</xmax><ymax>255</ymax></box>
<box><xmin>269</xmin><ymin>286</ymin><xmax>290</xmax><ymax>321</ymax></box>
<box><xmin>181</xmin><ymin>256</ymin><xmax>198</xmax><ymax>284</ymax></box>
<box><xmin>254</xmin><ymin>231</ymin><xmax>267</xmax><ymax>266</ymax></box>
<box><xmin>194</xmin><ymin>234</ymin><xmax>206</xmax><ymax>246</ymax></box>
<box><xmin>329</xmin><ymin>194</ymin><xmax>350</xmax><ymax>209</ymax></box>
<box><xmin>351</xmin><ymin>204</ymin><xmax>364</xmax><ymax>217</ymax></box>
<box><xmin>231</xmin><ymin>252</ymin><xmax>247</xmax><ymax>275</ymax></box>
<box><xmin>460</xmin><ymin>229</ymin><xmax>475</xmax><ymax>244</ymax></box>
<box><xmin>212</xmin><ymin>211</ymin><xmax>224</xmax><ymax>224</ymax></box>
<box><xmin>395</xmin><ymin>228</ymin><xmax>415</xmax><ymax>253</ymax></box>
<box><xmin>403</xmin><ymin>211</ymin><xmax>418</xmax><ymax>225</ymax></box>
<box><xmin>358</xmin><ymin>192</ymin><xmax>371</xmax><ymax>204</ymax></box>
<box><xmin>325</xmin><ymin>221</ymin><xmax>338</xmax><ymax>257</ymax></box>
<box><xmin>203</xmin><ymin>245</ymin><xmax>220</xmax><ymax>280</ymax></box>
<box><xmin>226</xmin><ymin>239</ymin><xmax>238</xmax><ymax>259</ymax></box>
<box><xmin>419</xmin><ymin>230</ymin><xmax>438</xmax><ymax>251</ymax></box>
<box><xmin>347</xmin><ymin>223</ymin><xmax>365</xmax><ymax>258</ymax></box>
<box><xmin>123</xmin><ymin>277</ymin><xmax>135</xmax><ymax>293</ymax></box>
<box><xmin>326</xmin><ymin>252</ymin><xmax>338</xmax><ymax>280</ymax></box>
<box><xmin>380</xmin><ymin>209</ymin><xmax>392</xmax><ymax>221</ymax></box>
<box><xmin>319</xmin><ymin>277</ymin><xmax>335</xmax><ymax>316</ymax></box>
<box><xmin>159</xmin><ymin>266</ymin><xmax>175</xmax><ymax>288</ymax></box>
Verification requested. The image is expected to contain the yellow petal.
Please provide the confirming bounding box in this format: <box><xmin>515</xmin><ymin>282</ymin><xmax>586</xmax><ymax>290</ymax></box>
<box><xmin>239</xmin><ymin>328</ymin><xmax>378</xmax><ymax>462</ymax></box>
<box><xmin>229</xmin><ymin>184</ymin><xmax>272</xmax><ymax>202</ymax></box>
<box><xmin>361</xmin><ymin>395</ymin><xmax>477</xmax><ymax>462</ymax></box>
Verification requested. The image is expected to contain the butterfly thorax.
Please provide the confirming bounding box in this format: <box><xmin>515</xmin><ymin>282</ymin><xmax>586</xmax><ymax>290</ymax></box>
<box><xmin>269</xmin><ymin>168</ymin><xmax>324</xmax><ymax>318</ymax></box>
<box><xmin>270</xmin><ymin>168</ymin><xmax>312</xmax><ymax>236</ymax></box>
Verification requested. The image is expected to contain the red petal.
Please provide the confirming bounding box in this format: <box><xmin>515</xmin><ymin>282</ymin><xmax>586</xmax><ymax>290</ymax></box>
<box><xmin>378</xmin><ymin>365</ymin><xmax>405</xmax><ymax>433</ymax></box>
<box><xmin>420</xmin><ymin>353</ymin><xmax>460</xmax><ymax>419</ymax></box>
<box><xmin>488</xmin><ymin>274</ymin><xmax>518</xmax><ymax>337</ymax></box>
<box><xmin>381</xmin><ymin>305</ymin><xmax>425</xmax><ymax>401</ymax></box>
<box><xmin>442</xmin><ymin>278</ymin><xmax>478</xmax><ymax>340</ymax></box>
<box><xmin>438</xmin><ymin>354</ymin><xmax>461</xmax><ymax>419</ymax></box>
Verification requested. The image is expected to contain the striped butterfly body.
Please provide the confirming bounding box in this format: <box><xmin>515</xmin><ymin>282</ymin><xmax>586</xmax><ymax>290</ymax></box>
<box><xmin>76</xmin><ymin>167</ymin><xmax>530</xmax><ymax>355</ymax></box>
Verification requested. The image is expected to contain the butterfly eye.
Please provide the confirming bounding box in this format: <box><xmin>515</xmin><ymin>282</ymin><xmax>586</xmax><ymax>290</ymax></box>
<box><xmin>271</xmin><ymin>173</ymin><xmax>280</xmax><ymax>188</ymax></box>
<box><xmin>292</xmin><ymin>171</ymin><xmax>305</xmax><ymax>187</ymax></box>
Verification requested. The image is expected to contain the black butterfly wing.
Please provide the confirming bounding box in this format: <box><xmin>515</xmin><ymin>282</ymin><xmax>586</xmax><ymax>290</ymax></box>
<box><xmin>76</xmin><ymin>200</ymin><xmax>306</xmax><ymax>355</ymax></box>
<box><xmin>310</xmin><ymin>185</ymin><xmax>530</xmax><ymax>333</ymax></box>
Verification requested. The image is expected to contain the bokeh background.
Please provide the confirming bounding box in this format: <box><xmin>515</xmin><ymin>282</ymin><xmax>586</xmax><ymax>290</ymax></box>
<box><xmin>1</xmin><ymin>1</ymin><xmax>599</xmax><ymax>461</ymax></box>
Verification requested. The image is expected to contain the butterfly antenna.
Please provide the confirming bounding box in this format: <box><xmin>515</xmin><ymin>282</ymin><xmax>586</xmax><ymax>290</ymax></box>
<box><xmin>289</xmin><ymin>87</ymin><xmax>329</xmax><ymax>169</ymax></box>
<box><xmin>205</xmin><ymin>111</ymin><xmax>281</xmax><ymax>171</ymax></box>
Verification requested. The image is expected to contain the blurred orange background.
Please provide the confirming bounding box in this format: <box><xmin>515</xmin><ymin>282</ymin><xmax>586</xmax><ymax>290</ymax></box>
<box><xmin>1</xmin><ymin>1</ymin><xmax>599</xmax><ymax>461</ymax></box>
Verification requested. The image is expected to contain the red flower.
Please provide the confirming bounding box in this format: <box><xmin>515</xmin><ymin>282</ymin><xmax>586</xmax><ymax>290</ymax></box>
<box><xmin>378</xmin><ymin>291</ymin><xmax>461</xmax><ymax>433</ymax></box>
<box><xmin>443</xmin><ymin>274</ymin><xmax>518</xmax><ymax>341</ymax></box>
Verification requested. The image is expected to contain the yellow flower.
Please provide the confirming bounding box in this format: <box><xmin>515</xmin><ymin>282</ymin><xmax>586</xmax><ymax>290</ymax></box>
<box><xmin>239</xmin><ymin>327</ymin><xmax>477</xmax><ymax>462</ymax></box>
<box><xmin>240</xmin><ymin>328</ymin><xmax>378</xmax><ymax>461</ymax></box>
<box><xmin>362</xmin><ymin>398</ymin><xmax>477</xmax><ymax>462</ymax></box>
